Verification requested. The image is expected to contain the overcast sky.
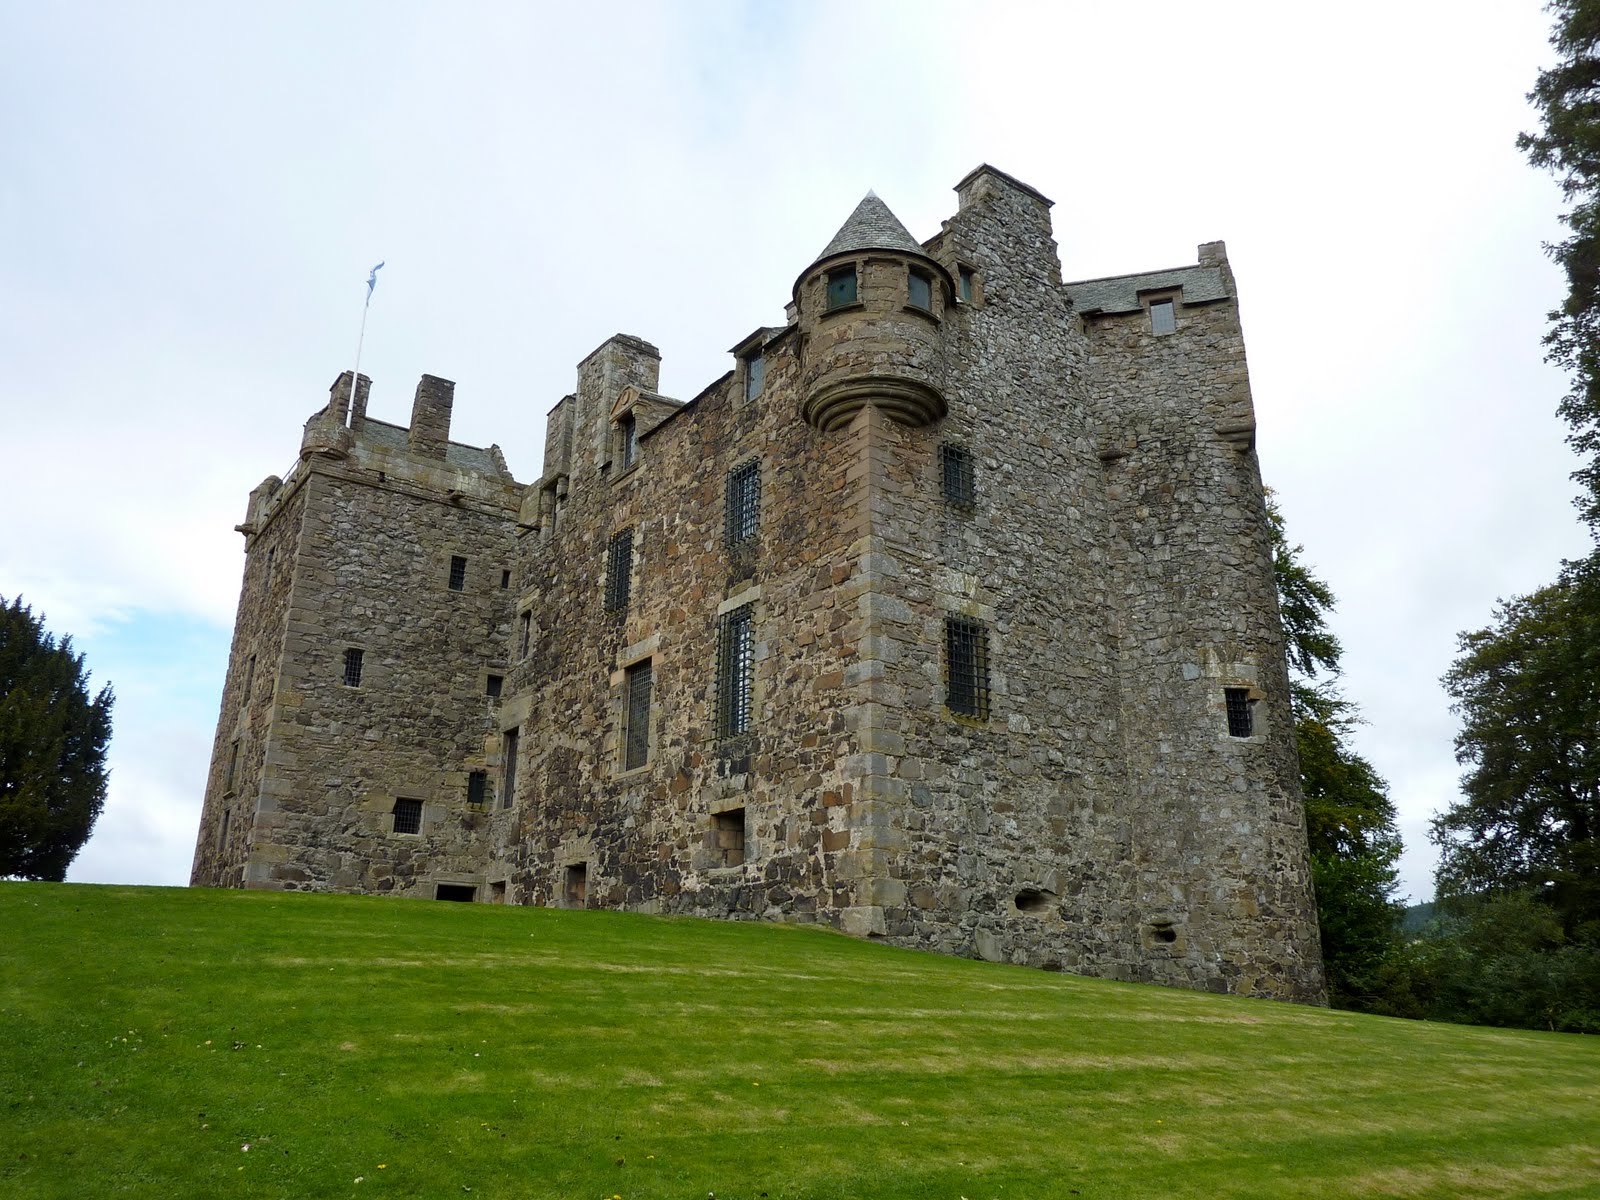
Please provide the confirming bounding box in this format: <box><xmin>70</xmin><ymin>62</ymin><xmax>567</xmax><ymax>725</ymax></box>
<box><xmin>3</xmin><ymin>1</ymin><xmax>1591</xmax><ymax>902</ymax></box>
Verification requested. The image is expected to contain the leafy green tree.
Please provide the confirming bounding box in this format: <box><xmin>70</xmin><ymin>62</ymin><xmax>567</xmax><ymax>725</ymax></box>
<box><xmin>1267</xmin><ymin>499</ymin><xmax>1408</xmax><ymax>1009</ymax></box>
<box><xmin>1437</xmin><ymin>566</ymin><xmax>1600</xmax><ymax>938</ymax></box>
<box><xmin>0</xmin><ymin>597</ymin><xmax>113</xmax><ymax>880</ymax></box>
<box><xmin>1520</xmin><ymin>0</ymin><xmax>1600</xmax><ymax>525</ymax></box>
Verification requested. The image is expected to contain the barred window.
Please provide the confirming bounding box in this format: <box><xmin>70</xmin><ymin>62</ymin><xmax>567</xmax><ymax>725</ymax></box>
<box><xmin>945</xmin><ymin>616</ymin><xmax>990</xmax><ymax>719</ymax></box>
<box><xmin>1225</xmin><ymin>687</ymin><xmax>1255</xmax><ymax>737</ymax></box>
<box><xmin>448</xmin><ymin>555</ymin><xmax>467</xmax><ymax>591</ymax></box>
<box><xmin>342</xmin><ymin>647</ymin><xmax>364</xmax><ymax>688</ymax></box>
<box><xmin>725</xmin><ymin>460</ymin><xmax>760</xmax><ymax>547</ymax></box>
<box><xmin>716</xmin><ymin>603</ymin><xmax>755</xmax><ymax>738</ymax></box>
<box><xmin>604</xmin><ymin>528</ymin><xmax>633</xmax><ymax>613</ymax></box>
<box><xmin>940</xmin><ymin>443</ymin><xmax>976</xmax><ymax>509</ymax></box>
<box><xmin>623</xmin><ymin>659</ymin><xmax>653</xmax><ymax>771</ymax></box>
<box><xmin>393</xmin><ymin>798</ymin><xmax>423</xmax><ymax>835</ymax></box>
<box><xmin>467</xmin><ymin>770</ymin><xmax>488</xmax><ymax>807</ymax></box>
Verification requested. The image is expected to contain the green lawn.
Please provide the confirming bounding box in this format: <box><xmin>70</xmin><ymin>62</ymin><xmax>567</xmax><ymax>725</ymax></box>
<box><xmin>3</xmin><ymin>884</ymin><xmax>1598</xmax><ymax>1199</ymax></box>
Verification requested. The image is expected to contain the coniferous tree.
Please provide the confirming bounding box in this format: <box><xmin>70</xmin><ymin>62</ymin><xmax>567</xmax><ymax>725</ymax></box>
<box><xmin>0</xmin><ymin>597</ymin><xmax>114</xmax><ymax>880</ymax></box>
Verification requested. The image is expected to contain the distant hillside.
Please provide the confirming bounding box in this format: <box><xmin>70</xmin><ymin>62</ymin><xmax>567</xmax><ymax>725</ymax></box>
<box><xmin>1402</xmin><ymin>900</ymin><xmax>1438</xmax><ymax>933</ymax></box>
<box><xmin>4</xmin><ymin>883</ymin><xmax>1598</xmax><ymax>1199</ymax></box>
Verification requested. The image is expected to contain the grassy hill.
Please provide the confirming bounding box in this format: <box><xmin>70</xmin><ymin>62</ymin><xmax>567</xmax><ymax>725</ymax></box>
<box><xmin>3</xmin><ymin>884</ymin><xmax>1598</xmax><ymax>1199</ymax></box>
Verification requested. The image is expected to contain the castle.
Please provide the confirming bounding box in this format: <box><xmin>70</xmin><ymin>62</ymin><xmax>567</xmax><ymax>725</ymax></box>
<box><xmin>191</xmin><ymin>166</ymin><xmax>1326</xmax><ymax>1002</ymax></box>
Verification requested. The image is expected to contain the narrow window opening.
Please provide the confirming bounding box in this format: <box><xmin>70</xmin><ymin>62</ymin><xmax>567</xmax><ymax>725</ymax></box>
<box><xmin>945</xmin><ymin>616</ymin><xmax>991</xmax><ymax>719</ymax></box>
<box><xmin>435</xmin><ymin>883</ymin><xmax>475</xmax><ymax>902</ymax></box>
<box><xmin>724</xmin><ymin>460</ymin><xmax>760</xmax><ymax>548</ymax></box>
<box><xmin>939</xmin><ymin>443</ymin><xmax>976</xmax><ymax>509</ymax></box>
<box><xmin>713</xmin><ymin>808</ymin><xmax>746</xmax><ymax>868</ymax></box>
<box><xmin>619</xmin><ymin>413</ymin><xmax>638</xmax><ymax>468</ymax></box>
<box><xmin>825</xmin><ymin>265</ymin><xmax>857</xmax><ymax>309</ymax></box>
<box><xmin>342</xmin><ymin>647</ymin><xmax>364</xmax><ymax>688</ymax></box>
<box><xmin>564</xmin><ymin>862</ymin><xmax>588</xmax><ymax>908</ymax></box>
<box><xmin>623</xmin><ymin>659</ymin><xmax>653</xmax><ymax>771</ymax></box>
<box><xmin>1150</xmin><ymin>298</ymin><xmax>1176</xmax><ymax>334</ymax></box>
<box><xmin>265</xmin><ymin>547</ymin><xmax>276</xmax><ymax>572</ymax></box>
<box><xmin>392</xmin><ymin>797</ymin><xmax>423</xmax><ymax>836</ymax></box>
<box><xmin>467</xmin><ymin>770</ymin><xmax>488</xmax><ymax>807</ymax></box>
<box><xmin>1225</xmin><ymin>687</ymin><xmax>1255</xmax><ymax>737</ymax></box>
<box><xmin>485</xmin><ymin>674</ymin><xmax>503</xmax><ymax>699</ymax></box>
<box><xmin>958</xmin><ymin>265</ymin><xmax>975</xmax><ymax>303</ymax></box>
<box><xmin>501</xmin><ymin>728</ymin><xmax>519</xmax><ymax>809</ymax></box>
<box><xmin>519</xmin><ymin>611</ymin><xmax>532</xmax><ymax>658</ymax></box>
<box><xmin>217</xmin><ymin>807</ymin><xmax>231</xmax><ymax>850</ymax></box>
<box><xmin>604</xmin><ymin>527</ymin><xmax>634</xmax><ymax>613</ymax></box>
<box><xmin>500</xmin><ymin>569</ymin><xmax>511</xmax><ymax>589</ymax></box>
<box><xmin>716</xmin><ymin>604</ymin><xmax>755</xmax><ymax>739</ymax></box>
<box><xmin>907</xmin><ymin>268</ymin><xmax>932</xmax><ymax>311</ymax></box>
<box><xmin>744</xmin><ymin>352</ymin><xmax>765</xmax><ymax>403</ymax></box>
<box><xmin>225</xmin><ymin>740</ymin><xmax>239</xmax><ymax>793</ymax></box>
<box><xmin>241</xmin><ymin>654</ymin><xmax>256</xmax><ymax>708</ymax></box>
<box><xmin>448</xmin><ymin>555</ymin><xmax>467</xmax><ymax>591</ymax></box>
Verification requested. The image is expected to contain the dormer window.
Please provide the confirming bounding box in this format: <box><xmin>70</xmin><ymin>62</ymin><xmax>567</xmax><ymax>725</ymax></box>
<box><xmin>1150</xmin><ymin>298</ymin><xmax>1176</xmax><ymax>335</ymax></box>
<box><xmin>826</xmin><ymin>266</ymin><xmax>857</xmax><ymax>310</ymax></box>
<box><xmin>744</xmin><ymin>352</ymin><xmax>765</xmax><ymax>402</ymax></box>
<box><xmin>619</xmin><ymin>413</ymin><xmax>638</xmax><ymax>468</ymax></box>
<box><xmin>908</xmin><ymin>269</ymin><xmax>932</xmax><ymax>311</ymax></box>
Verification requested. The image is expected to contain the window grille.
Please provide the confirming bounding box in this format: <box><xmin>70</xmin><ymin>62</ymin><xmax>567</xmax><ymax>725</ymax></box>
<box><xmin>467</xmin><ymin>770</ymin><xmax>488</xmax><ymax>807</ymax></box>
<box><xmin>717</xmin><ymin>604</ymin><xmax>755</xmax><ymax>738</ymax></box>
<box><xmin>908</xmin><ymin>269</ymin><xmax>932</xmax><ymax>310</ymax></box>
<box><xmin>725</xmin><ymin>460</ymin><xmax>760</xmax><ymax>548</ymax></box>
<box><xmin>940</xmin><ymin>443</ymin><xmax>976</xmax><ymax>509</ymax></box>
<box><xmin>501</xmin><ymin>728</ymin><xmax>519</xmax><ymax>809</ymax></box>
<box><xmin>485</xmin><ymin>674</ymin><xmax>503</xmax><ymax>699</ymax></box>
<box><xmin>448</xmin><ymin>555</ymin><xmax>467</xmax><ymax>591</ymax></box>
<box><xmin>393</xmin><ymin>798</ymin><xmax>423</xmax><ymax>835</ymax></box>
<box><xmin>826</xmin><ymin>265</ymin><xmax>857</xmax><ymax>309</ymax></box>
<box><xmin>945</xmin><ymin>615</ymin><xmax>990</xmax><ymax>719</ymax></box>
<box><xmin>624</xmin><ymin>659</ymin><xmax>653</xmax><ymax>771</ymax></box>
<box><xmin>1150</xmin><ymin>298</ymin><xmax>1176</xmax><ymax>334</ymax></box>
<box><xmin>342</xmin><ymin>647</ymin><xmax>364</xmax><ymax>688</ymax></box>
<box><xmin>1225</xmin><ymin>687</ymin><xmax>1254</xmax><ymax>737</ymax></box>
<box><xmin>604</xmin><ymin>528</ymin><xmax>634</xmax><ymax>613</ymax></box>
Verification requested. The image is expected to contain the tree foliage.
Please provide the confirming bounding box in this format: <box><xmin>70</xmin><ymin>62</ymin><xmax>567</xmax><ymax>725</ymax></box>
<box><xmin>1437</xmin><ymin>565</ymin><xmax>1600</xmax><ymax>937</ymax></box>
<box><xmin>1267</xmin><ymin>497</ymin><xmax>1407</xmax><ymax>1009</ymax></box>
<box><xmin>1520</xmin><ymin>0</ymin><xmax>1600</xmax><ymax>524</ymax></box>
<box><xmin>0</xmin><ymin>597</ymin><xmax>113</xmax><ymax>881</ymax></box>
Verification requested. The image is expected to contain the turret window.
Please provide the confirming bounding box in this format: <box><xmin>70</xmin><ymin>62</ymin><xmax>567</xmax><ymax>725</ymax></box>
<box><xmin>908</xmin><ymin>269</ymin><xmax>932</xmax><ymax>311</ymax></box>
<box><xmin>1225</xmin><ymin>687</ymin><xmax>1255</xmax><ymax>737</ymax></box>
<box><xmin>826</xmin><ymin>266</ymin><xmax>857</xmax><ymax>310</ymax></box>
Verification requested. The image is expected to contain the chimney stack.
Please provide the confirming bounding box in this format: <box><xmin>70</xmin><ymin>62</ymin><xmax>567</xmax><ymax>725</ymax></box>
<box><xmin>408</xmin><ymin>374</ymin><xmax>455</xmax><ymax>460</ymax></box>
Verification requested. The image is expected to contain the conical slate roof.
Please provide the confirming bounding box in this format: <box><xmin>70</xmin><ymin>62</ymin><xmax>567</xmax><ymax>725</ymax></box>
<box><xmin>812</xmin><ymin>191</ymin><xmax>927</xmax><ymax>262</ymax></box>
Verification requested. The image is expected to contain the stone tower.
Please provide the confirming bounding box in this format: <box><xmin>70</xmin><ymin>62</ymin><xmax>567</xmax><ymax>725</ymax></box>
<box><xmin>193</xmin><ymin>166</ymin><xmax>1326</xmax><ymax>1002</ymax></box>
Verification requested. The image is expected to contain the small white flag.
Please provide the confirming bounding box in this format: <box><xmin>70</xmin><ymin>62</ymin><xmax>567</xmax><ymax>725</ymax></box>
<box><xmin>366</xmin><ymin>261</ymin><xmax>384</xmax><ymax>300</ymax></box>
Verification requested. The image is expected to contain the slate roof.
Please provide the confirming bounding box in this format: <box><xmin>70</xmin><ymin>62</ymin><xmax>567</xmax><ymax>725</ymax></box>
<box><xmin>359</xmin><ymin>418</ymin><xmax>507</xmax><ymax>477</ymax></box>
<box><xmin>813</xmin><ymin>191</ymin><xmax>927</xmax><ymax>262</ymax></box>
<box><xmin>1065</xmin><ymin>265</ymin><xmax>1231</xmax><ymax>316</ymax></box>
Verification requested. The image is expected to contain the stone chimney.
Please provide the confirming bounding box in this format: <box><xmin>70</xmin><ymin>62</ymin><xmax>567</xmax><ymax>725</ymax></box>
<box><xmin>409</xmin><ymin>374</ymin><xmax>455</xmax><ymax>460</ymax></box>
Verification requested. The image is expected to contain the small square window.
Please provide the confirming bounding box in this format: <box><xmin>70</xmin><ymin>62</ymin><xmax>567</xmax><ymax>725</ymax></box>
<box><xmin>908</xmin><ymin>269</ymin><xmax>932</xmax><ymax>311</ymax></box>
<box><xmin>448</xmin><ymin>555</ymin><xmax>467</xmax><ymax>591</ymax></box>
<box><xmin>623</xmin><ymin>659</ymin><xmax>653</xmax><ymax>771</ymax></box>
<box><xmin>940</xmin><ymin>443</ymin><xmax>976</xmax><ymax>509</ymax></box>
<box><xmin>945</xmin><ymin>616</ymin><xmax>991</xmax><ymax>719</ymax></box>
<box><xmin>467</xmin><ymin>770</ymin><xmax>488</xmax><ymax>807</ymax></box>
<box><xmin>1150</xmin><ymin>298</ymin><xmax>1176</xmax><ymax>334</ymax></box>
<box><xmin>342</xmin><ymin>647</ymin><xmax>364</xmax><ymax>688</ymax></box>
<box><xmin>393</xmin><ymin>797</ymin><xmax>423</xmax><ymax>835</ymax></box>
<box><xmin>605</xmin><ymin>528</ymin><xmax>634</xmax><ymax>613</ymax></box>
<box><xmin>485</xmin><ymin>674</ymin><xmax>503</xmax><ymax>699</ymax></box>
<box><xmin>744</xmin><ymin>353</ymin><xmax>765</xmax><ymax>403</ymax></box>
<box><xmin>713</xmin><ymin>808</ymin><xmax>746</xmax><ymax>868</ymax></box>
<box><xmin>826</xmin><ymin>265</ymin><xmax>857</xmax><ymax>310</ymax></box>
<box><xmin>1225</xmin><ymin>687</ymin><xmax>1255</xmax><ymax>737</ymax></box>
<box><xmin>725</xmin><ymin>460</ymin><xmax>760</xmax><ymax>548</ymax></box>
<box><xmin>958</xmin><ymin>265</ymin><xmax>975</xmax><ymax>303</ymax></box>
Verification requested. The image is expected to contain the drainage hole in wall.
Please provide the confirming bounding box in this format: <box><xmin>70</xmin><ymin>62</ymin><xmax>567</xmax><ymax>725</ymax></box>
<box><xmin>1014</xmin><ymin>888</ymin><xmax>1055</xmax><ymax>914</ymax></box>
